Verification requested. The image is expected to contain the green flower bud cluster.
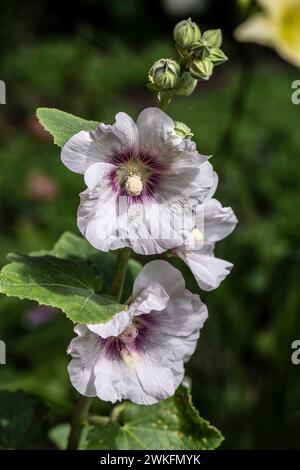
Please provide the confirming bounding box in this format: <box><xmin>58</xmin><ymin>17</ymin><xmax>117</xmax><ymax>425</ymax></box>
<box><xmin>173</xmin><ymin>19</ymin><xmax>228</xmax><ymax>81</ymax></box>
<box><xmin>147</xmin><ymin>18</ymin><xmax>227</xmax><ymax>107</ymax></box>
<box><xmin>148</xmin><ymin>59</ymin><xmax>197</xmax><ymax>105</ymax></box>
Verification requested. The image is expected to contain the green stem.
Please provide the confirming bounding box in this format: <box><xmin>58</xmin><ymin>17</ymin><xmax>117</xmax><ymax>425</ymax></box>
<box><xmin>158</xmin><ymin>91</ymin><xmax>173</xmax><ymax>111</ymax></box>
<box><xmin>110</xmin><ymin>247</ymin><xmax>131</xmax><ymax>302</ymax></box>
<box><xmin>67</xmin><ymin>395</ymin><xmax>92</xmax><ymax>450</ymax></box>
<box><xmin>67</xmin><ymin>247</ymin><xmax>131</xmax><ymax>450</ymax></box>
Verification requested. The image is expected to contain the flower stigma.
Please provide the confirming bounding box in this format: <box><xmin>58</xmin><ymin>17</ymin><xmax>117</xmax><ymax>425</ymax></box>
<box><xmin>125</xmin><ymin>172</ymin><xmax>144</xmax><ymax>196</ymax></box>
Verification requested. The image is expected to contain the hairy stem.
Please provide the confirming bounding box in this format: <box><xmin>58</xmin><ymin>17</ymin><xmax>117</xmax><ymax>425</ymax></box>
<box><xmin>67</xmin><ymin>247</ymin><xmax>131</xmax><ymax>450</ymax></box>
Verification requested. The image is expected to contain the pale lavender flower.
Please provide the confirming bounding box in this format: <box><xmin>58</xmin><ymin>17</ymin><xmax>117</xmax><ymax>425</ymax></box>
<box><xmin>174</xmin><ymin>199</ymin><xmax>238</xmax><ymax>291</ymax></box>
<box><xmin>67</xmin><ymin>260</ymin><xmax>207</xmax><ymax>405</ymax></box>
<box><xmin>61</xmin><ymin>108</ymin><xmax>216</xmax><ymax>255</ymax></box>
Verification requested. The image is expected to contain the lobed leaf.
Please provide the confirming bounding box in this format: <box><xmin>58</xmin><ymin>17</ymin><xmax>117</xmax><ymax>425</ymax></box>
<box><xmin>87</xmin><ymin>386</ymin><xmax>224</xmax><ymax>450</ymax></box>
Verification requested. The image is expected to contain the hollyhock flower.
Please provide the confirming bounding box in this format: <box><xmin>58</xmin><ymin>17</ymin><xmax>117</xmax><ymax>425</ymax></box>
<box><xmin>235</xmin><ymin>0</ymin><xmax>300</xmax><ymax>67</ymax></box>
<box><xmin>67</xmin><ymin>260</ymin><xmax>207</xmax><ymax>405</ymax></box>
<box><xmin>61</xmin><ymin>107</ymin><xmax>216</xmax><ymax>254</ymax></box>
<box><xmin>174</xmin><ymin>199</ymin><xmax>237</xmax><ymax>291</ymax></box>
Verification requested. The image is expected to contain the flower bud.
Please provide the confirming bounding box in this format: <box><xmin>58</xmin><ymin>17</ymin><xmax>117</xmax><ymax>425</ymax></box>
<box><xmin>148</xmin><ymin>58</ymin><xmax>180</xmax><ymax>91</ymax></box>
<box><xmin>202</xmin><ymin>29</ymin><xmax>222</xmax><ymax>48</ymax></box>
<box><xmin>174</xmin><ymin>72</ymin><xmax>197</xmax><ymax>96</ymax></box>
<box><xmin>174</xmin><ymin>121</ymin><xmax>194</xmax><ymax>139</ymax></box>
<box><xmin>190</xmin><ymin>58</ymin><xmax>214</xmax><ymax>81</ymax></box>
<box><xmin>191</xmin><ymin>40</ymin><xmax>212</xmax><ymax>60</ymax></box>
<box><xmin>210</xmin><ymin>48</ymin><xmax>228</xmax><ymax>65</ymax></box>
<box><xmin>173</xmin><ymin>18</ymin><xmax>201</xmax><ymax>49</ymax></box>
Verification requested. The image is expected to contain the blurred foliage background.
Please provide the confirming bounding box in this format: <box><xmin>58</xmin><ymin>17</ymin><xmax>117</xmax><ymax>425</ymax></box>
<box><xmin>0</xmin><ymin>0</ymin><xmax>300</xmax><ymax>449</ymax></box>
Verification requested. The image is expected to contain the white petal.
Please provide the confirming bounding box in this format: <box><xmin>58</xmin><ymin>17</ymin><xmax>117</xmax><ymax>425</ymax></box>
<box><xmin>137</xmin><ymin>107</ymin><xmax>174</xmax><ymax>151</ymax></box>
<box><xmin>204</xmin><ymin>171</ymin><xmax>219</xmax><ymax>201</ymax></box>
<box><xmin>202</xmin><ymin>199</ymin><xmax>238</xmax><ymax>243</ymax></box>
<box><xmin>149</xmin><ymin>290</ymin><xmax>208</xmax><ymax>362</ymax></box>
<box><xmin>61</xmin><ymin>112</ymin><xmax>139</xmax><ymax>175</ymax></box>
<box><xmin>84</xmin><ymin>162</ymin><xmax>115</xmax><ymax>190</ymax></box>
<box><xmin>137</xmin><ymin>107</ymin><xmax>201</xmax><ymax>160</ymax></box>
<box><xmin>68</xmin><ymin>330</ymin><xmax>183</xmax><ymax>405</ymax></box>
<box><xmin>126</xmin><ymin>201</ymin><xmax>186</xmax><ymax>255</ymax></box>
<box><xmin>177</xmin><ymin>246</ymin><xmax>233</xmax><ymax>291</ymax></box>
<box><xmin>87</xmin><ymin>282</ymin><xmax>169</xmax><ymax>338</ymax></box>
<box><xmin>133</xmin><ymin>260</ymin><xmax>185</xmax><ymax>298</ymax></box>
<box><xmin>77</xmin><ymin>186</ymin><xmax>125</xmax><ymax>252</ymax></box>
<box><xmin>160</xmin><ymin>159</ymin><xmax>215</xmax><ymax>205</ymax></box>
<box><xmin>61</xmin><ymin>130</ymin><xmax>100</xmax><ymax>174</ymax></box>
<box><xmin>93</xmin><ymin>353</ymin><xmax>178</xmax><ymax>405</ymax></box>
<box><xmin>112</xmin><ymin>112</ymin><xmax>139</xmax><ymax>149</ymax></box>
<box><xmin>132</xmin><ymin>356</ymin><xmax>183</xmax><ymax>403</ymax></box>
<box><xmin>67</xmin><ymin>325</ymin><xmax>98</xmax><ymax>397</ymax></box>
<box><xmin>78</xmin><ymin>189</ymin><xmax>188</xmax><ymax>255</ymax></box>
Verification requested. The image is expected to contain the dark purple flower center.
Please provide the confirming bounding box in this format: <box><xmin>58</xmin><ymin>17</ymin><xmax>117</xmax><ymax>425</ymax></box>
<box><xmin>102</xmin><ymin>313</ymin><xmax>157</xmax><ymax>360</ymax></box>
<box><xmin>108</xmin><ymin>147</ymin><xmax>168</xmax><ymax>204</ymax></box>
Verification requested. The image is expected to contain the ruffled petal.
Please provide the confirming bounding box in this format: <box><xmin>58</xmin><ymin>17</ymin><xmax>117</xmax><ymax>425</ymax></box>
<box><xmin>61</xmin><ymin>112</ymin><xmax>139</xmax><ymax>174</ymax></box>
<box><xmin>148</xmin><ymin>290</ymin><xmax>208</xmax><ymax>362</ymax></box>
<box><xmin>201</xmin><ymin>199</ymin><xmax>238</xmax><ymax>243</ymax></box>
<box><xmin>137</xmin><ymin>107</ymin><xmax>202</xmax><ymax>160</ymax></box>
<box><xmin>67</xmin><ymin>325</ymin><xmax>99</xmax><ymax>397</ymax></box>
<box><xmin>160</xmin><ymin>160</ymin><xmax>215</xmax><ymax>205</ymax></box>
<box><xmin>84</xmin><ymin>161</ymin><xmax>115</xmax><ymax>190</ymax></box>
<box><xmin>133</xmin><ymin>260</ymin><xmax>185</xmax><ymax>298</ymax></box>
<box><xmin>177</xmin><ymin>245</ymin><xmax>233</xmax><ymax>291</ymax></box>
<box><xmin>93</xmin><ymin>352</ymin><xmax>181</xmax><ymax>405</ymax></box>
<box><xmin>87</xmin><ymin>282</ymin><xmax>169</xmax><ymax>338</ymax></box>
<box><xmin>78</xmin><ymin>188</ymin><xmax>189</xmax><ymax>254</ymax></box>
<box><xmin>77</xmin><ymin>185</ymin><xmax>126</xmax><ymax>252</ymax></box>
<box><xmin>61</xmin><ymin>130</ymin><xmax>101</xmax><ymax>174</ymax></box>
<box><xmin>67</xmin><ymin>327</ymin><xmax>184</xmax><ymax>405</ymax></box>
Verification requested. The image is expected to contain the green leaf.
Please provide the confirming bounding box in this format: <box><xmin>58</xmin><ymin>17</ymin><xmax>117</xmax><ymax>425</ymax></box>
<box><xmin>36</xmin><ymin>108</ymin><xmax>99</xmax><ymax>147</ymax></box>
<box><xmin>0</xmin><ymin>390</ymin><xmax>48</xmax><ymax>449</ymax></box>
<box><xmin>0</xmin><ymin>253</ymin><xmax>125</xmax><ymax>324</ymax></box>
<box><xmin>32</xmin><ymin>231</ymin><xmax>101</xmax><ymax>261</ymax></box>
<box><xmin>0</xmin><ymin>232</ymin><xmax>141</xmax><ymax>323</ymax></box>
<box><xmin>33</xmin><ymin>232</ymin><xmax>142</xmax><ymax>302</ymax></box>
<box><xmin>87</xmin><ymin>386</ymin><xmax>224</xmax><ymax>450</ymax></box>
